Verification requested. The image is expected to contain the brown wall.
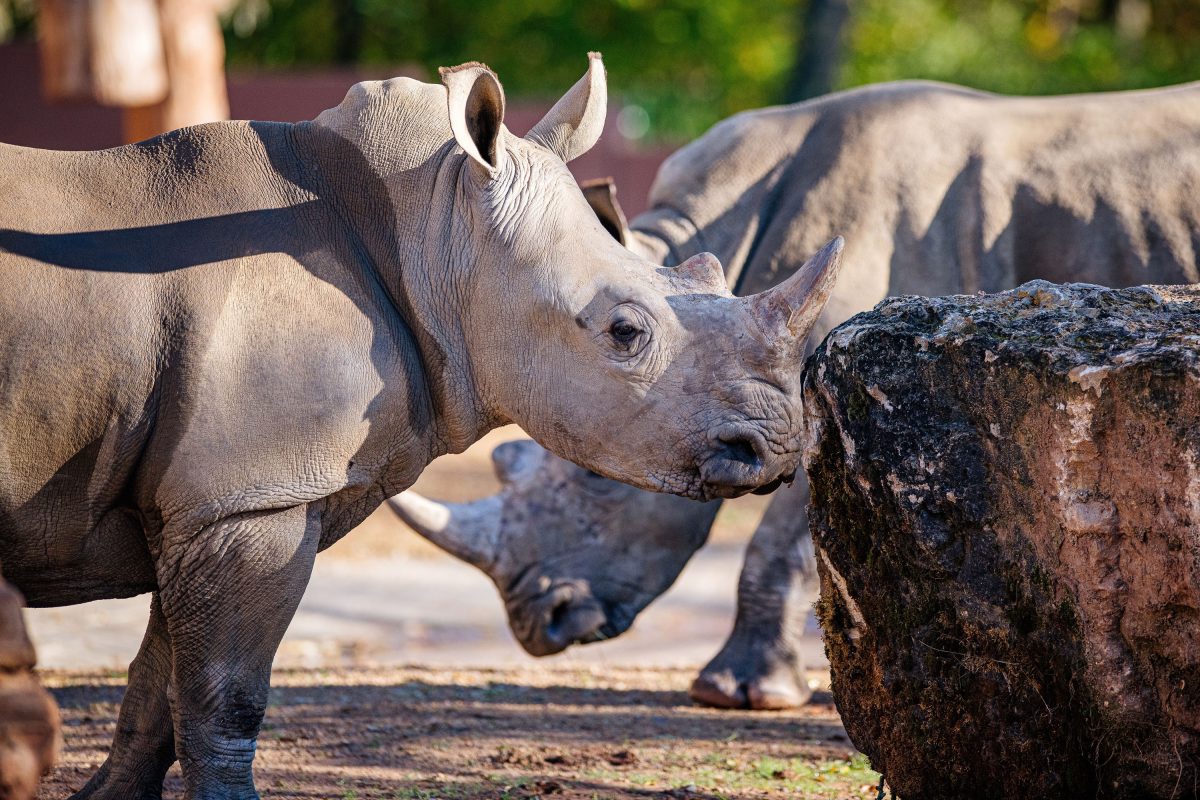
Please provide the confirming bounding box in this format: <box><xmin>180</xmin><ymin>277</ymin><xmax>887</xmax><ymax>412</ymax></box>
<box><xmin>0</xmin><ymin>42</ymin><xmax>670</xmax><ymax>215</ymax></box>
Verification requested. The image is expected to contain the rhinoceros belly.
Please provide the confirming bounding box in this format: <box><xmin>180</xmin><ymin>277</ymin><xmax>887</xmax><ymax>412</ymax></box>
<box><xmin>0</xmin><ymin>420</ymin><xmax>159</xmax><ymax>606</ymax></box>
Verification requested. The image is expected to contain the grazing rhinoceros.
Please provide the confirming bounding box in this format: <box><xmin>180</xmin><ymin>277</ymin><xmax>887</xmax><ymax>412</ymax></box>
<box><xmin>391</xmin><ymin>78</ymin><xmax>1200</xmax><ymax>710</ymax></box>
<box><xmin>0</xmin><ymin>55</ymin><xmax>846</xmax><ymax>799</ymax></box>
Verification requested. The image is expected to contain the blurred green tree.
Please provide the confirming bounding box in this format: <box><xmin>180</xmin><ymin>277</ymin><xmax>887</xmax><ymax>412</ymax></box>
<box><xmin>845</xmin><ymin>0</ymin><xmax>1200</xmax><ymax>97</ymax></box>
<box><xmin>4</xmin><ymin>0</ymin><xmax>1199</xmax><ymax>142</ymax></box>
<box><xmin>219</xmin><ymin>0</ymin><xmax>801</xmax><ymax>142</ymax></box>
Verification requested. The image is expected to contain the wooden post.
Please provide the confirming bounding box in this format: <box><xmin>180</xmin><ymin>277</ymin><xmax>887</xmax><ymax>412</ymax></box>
<box><xmin>156</xmin><ymin>0</ymin><xmax>232</xmax><ymax>132</ymax></box>
<box><xmin>38</xmin><ymin>0</ymin><xmax>168</xmax><ymax>105</ymax></box>
<box><xmin>36</xmin><ymin>0</ymin><xmax>231</xmax><ymax>143</ymax></box>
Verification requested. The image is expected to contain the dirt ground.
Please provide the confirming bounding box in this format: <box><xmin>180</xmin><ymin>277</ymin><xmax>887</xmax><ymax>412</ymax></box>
<box><xmin>39</xmin><ymin>666</ymin><xmax>880</xmax><ymax>800</ymax></box>
<box><xmin>28</xmin><ymin>430</ymin><xmax>868</xmax><ymax>798</ymax></box>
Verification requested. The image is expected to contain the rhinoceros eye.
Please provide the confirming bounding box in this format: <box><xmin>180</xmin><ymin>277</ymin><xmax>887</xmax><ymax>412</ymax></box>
<box><xmin>603</xmin><ymin>304</ymin><xmax>651</xmax><ymax>358</ymax></box>
<box><xmin>610</xmin><ymin>320</ymin><xmax>639</xmax><ymax>344</ymax></box>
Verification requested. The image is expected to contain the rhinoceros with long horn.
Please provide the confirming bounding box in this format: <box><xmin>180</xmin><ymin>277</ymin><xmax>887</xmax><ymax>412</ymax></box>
<box><xmin>0</xmin><ymin>55</ymin><xmax>846</xmax><ymax>799</ymax></box>
<box><xmin>392</xmin><ymin>78</ymin><xmax>1200</xmax><ymax>710</ymax></box>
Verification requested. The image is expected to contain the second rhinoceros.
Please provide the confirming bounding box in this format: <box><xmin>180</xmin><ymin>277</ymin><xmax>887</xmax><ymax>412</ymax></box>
<box><xmin>0</xmin><ymin>55</ymin><xmax>844</xmax><ymax>799</ymax></box>
<box><xmin>391</xmin><ymin>78</ymin><xmax>1200</xmax><ymax>710</ymax></box>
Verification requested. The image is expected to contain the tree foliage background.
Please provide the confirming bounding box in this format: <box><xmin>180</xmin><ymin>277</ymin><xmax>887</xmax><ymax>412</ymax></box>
<box><xmin>3</xmin><ymin>0</ymin><xmax>1199</xmax><ymax>141</ymax></box>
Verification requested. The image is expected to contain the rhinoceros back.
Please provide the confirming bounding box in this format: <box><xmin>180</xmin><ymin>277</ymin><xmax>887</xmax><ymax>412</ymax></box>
<box><xmin>635</xmin><ymin>80</ymin><xmax>1200</xmax><ymax>341</ymax></box>
<box><xmin>0</xmin><ymin>123</ymin><xmax>321</xmax><ymax>603</ymax></box>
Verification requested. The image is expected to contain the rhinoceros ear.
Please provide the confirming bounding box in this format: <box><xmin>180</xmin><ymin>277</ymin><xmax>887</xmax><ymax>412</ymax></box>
<box><xmin>580</xmin><ymin>177</ymin><xmax>629</xmax><ymax>246</ymax></box>
<box><xmin>441</xmin><ymin>62</ymin><xmax>507</xmax><ymax>173</ymax></box>
<box><xmin>491</xmin><ymin>439</ymin><xmax>545</xmax><ymax>485</ymax></box>
<box><xmin>526</xmin><ymin>52</ymin><xmax>606</xmax><ymax>163</ymax></box>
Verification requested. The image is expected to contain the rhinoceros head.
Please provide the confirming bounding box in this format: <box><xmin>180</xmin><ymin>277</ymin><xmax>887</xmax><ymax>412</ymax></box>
<box><xmin>435</xmin><ymin>55</ymin><xmax>847</xmax><ymax>500</ymax></box>
<box><xmin>390</xmin><ymin>438</ymin><xmax>718</xmax><ymax>655</ymax></box>
<box><xmin>319</xmin><ymin>54</ymin><xmax>843</xmax><ymax>499</ymax></box>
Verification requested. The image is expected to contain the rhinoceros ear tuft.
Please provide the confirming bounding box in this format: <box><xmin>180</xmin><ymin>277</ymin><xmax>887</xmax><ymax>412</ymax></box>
<box><xmin>673</xmin><ymin>252</ymin><xmax>729</xmax><ymax>295</ymax></box>
<box><xmin>491</xmin><ymin>439</ymin><xmax>545</xmax><ymax>485</ymax></box>
<box><xmin>580</xmin><ymin>177</ymin><xmax>629</xmax><ymax>246</ymax></box>
<box><xmin>526</xmin><ymin>52</ymin><xmax>607</xmax><ymax>163</ymax></box>
<box><xmin>441</xmin><ymin>62</ymin><xmax>508</xmax><ymax>173</ymax></box>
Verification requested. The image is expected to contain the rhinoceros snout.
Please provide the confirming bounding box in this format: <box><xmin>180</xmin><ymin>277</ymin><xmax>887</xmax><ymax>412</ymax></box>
<box><xmin>513</xmin><ymin>582</ymin><xmax>609</xmax><ymax>656</ymax></box>
<box><xmin>544</xmin><ymin>595</ymin><xmax>607</xmax><ymax>654</ymax></box>
<box><xmin>699</xmin><ymin>427</ymin><xmax>797</xmax><ymax>499</ymax></box>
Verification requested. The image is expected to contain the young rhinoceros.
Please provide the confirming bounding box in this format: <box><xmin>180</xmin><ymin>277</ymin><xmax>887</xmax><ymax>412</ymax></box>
<box><xmin>0</xmin><ymin>55</ymin><xmax>844</xmax><ymax>799</ymax></box>
<box><xmin>392</xmin><ymin>78</ymin><xmax>1200</xmax><ymax>710</ymax></box>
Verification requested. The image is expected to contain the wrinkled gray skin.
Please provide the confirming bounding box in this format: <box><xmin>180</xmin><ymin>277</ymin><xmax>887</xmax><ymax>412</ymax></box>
<box><xmin>392</xmin><ymin>79</ymin><xmax>1200</xmax><ymax>710</ymax></box>
<box><xmin>0</xmin><ymin>55</ymin><xmax>845</xmax><ymax>799</ymax></box>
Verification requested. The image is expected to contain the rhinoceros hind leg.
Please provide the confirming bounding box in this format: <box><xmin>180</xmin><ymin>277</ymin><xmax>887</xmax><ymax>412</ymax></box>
<box><xmin>72</xmin><ymin>595</ymin><xmax>175</xmax><ymax>800</ymax></box>
<box><xmin>159</xmin><ymin>505</ymin><xmax>318</xmax><ymax>800</ymax></box>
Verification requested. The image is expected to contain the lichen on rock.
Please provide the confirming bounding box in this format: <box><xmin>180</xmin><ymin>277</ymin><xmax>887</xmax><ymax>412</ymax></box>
<box><xmin>802</xmin><ymin>281</ymin><xmax>1200</xmax><ymax>799</ymax></box>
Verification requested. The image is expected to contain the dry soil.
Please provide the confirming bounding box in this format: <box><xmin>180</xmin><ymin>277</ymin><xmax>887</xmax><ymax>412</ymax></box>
<box><xmin>38</xmin><ymin>666</ymin><xmax>879</xmax><ymax>800</ymax></box>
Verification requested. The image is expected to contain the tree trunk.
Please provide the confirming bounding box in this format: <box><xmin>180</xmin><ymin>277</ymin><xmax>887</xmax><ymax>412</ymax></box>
<box><xmin>784</xmin><ymin>0</ymin><xmax>851</xmax><ymax>103</ymax></box>
<box><xmin>37</xmin><ymin>0</ymin><xmax>230</xmax><ymax>142</ymax></box>
<box><xmin>38</xmin><ymin>0</ymin><xmax>168</xmax><ymax>105</ymax></box>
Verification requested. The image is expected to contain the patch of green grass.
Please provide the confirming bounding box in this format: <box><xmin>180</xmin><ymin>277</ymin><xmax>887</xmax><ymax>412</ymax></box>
<box><xmin>392</xmin><ymin>790</ymin><xmax>436</xmax><ymax>800</ymax></box>
<box><xmin>392</xmin><ymin>782</ymin><xmax>479</xmax><ymax>800</ymax></box>
<box><xmin>585</xmin><ymin>749</ymin><xmax>878</xmax><ymax>796</ymax></box>
<box><xmin>676</xmin><ymin>753</ymin><xmax>880</xmax><ymax>796</ymax></box>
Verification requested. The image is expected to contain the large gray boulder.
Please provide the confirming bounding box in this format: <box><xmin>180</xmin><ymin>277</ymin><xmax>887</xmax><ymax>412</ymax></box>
<box><xmin>802</xmin><ymin>281</ymin><xmax>1200</xmax><ymax>799</ymax></box>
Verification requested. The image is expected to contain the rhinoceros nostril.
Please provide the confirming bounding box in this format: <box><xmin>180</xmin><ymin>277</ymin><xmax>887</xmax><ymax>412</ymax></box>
<box><xmin>549</xmin><ymin>596</ymin><xmax>572</xmax><ymax>630</ymax></box>
<box><xmin>717</xmin><ymin>433</ymin><xmax>762</xmax><ymax>468</ymax></box>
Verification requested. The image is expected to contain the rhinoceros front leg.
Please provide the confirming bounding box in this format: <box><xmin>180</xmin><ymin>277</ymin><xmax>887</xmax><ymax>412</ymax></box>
<box><xmin>689</xmin><ymin>478</ymin><xmax>819</xmax><ymax>710</ymax></box>
<box><xmin>72</xmin><ymin>595</ymin><xmax>175</xmax><ymax>800</ymax></box>
<box><xmin>157</xmin><ymin>504</ymin><xmax>319</xmax><ymax>800</ymax></box>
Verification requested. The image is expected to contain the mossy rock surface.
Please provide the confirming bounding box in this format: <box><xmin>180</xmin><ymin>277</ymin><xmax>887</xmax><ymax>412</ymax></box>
<box><xmin>801</xmin><ymin>281</ymin><xmax>1200</xmax><ymax>799</ymax></box>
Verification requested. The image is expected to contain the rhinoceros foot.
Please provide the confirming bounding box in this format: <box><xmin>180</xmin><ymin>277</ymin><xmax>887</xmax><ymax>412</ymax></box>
<box><xmin>688</xmin><ymin>629</ymin><xmax>811</xmax><ymax>711</ymax></box>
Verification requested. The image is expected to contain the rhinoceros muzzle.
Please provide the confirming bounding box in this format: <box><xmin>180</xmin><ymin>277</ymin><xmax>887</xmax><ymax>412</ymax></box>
<box><xmin>516</xmin><ymin>583</ymin><xmax>606</xmax><ymax>656</ymax></box>
<box><xmin>505</xmin><ymin>574</ymin><xmax>638</xmax><ymax>656</ymax></box>
<box><xmin>698</xmin><ymin>426</ymin><xmax>798</xmax><ymax>499</ymax></box>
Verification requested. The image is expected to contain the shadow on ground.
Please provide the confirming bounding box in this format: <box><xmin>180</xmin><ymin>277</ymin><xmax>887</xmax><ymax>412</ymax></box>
<box><xmin>39</xmin><ymin>666</ymin><xmax>873</xmax><ymax>800</ymax></box>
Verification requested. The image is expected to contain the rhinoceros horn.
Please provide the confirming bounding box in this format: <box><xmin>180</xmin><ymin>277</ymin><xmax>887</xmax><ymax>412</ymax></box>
<box><xmin>387</xmin><ymin>491</ymin><xmax>500</xmax><ymax>571</ymax></box>
<box><xmin>748</xmin><ymin>236</ymin><xmax>845</xmax><ymax>341</ymax></box>
<box><xmin>526</xmin><ymin>52</ymin><xmax>606</xmax><ymax>163</ymax></box>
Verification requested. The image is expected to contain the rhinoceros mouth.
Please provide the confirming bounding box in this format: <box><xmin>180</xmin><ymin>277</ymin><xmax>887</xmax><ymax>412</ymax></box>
<box><xmin>750</xmin><ymin>469</ymin><xmax>796</xmax><ymax>496</ymax></box>
<box><xmin>503</xmin><ymin>572</ymin><xmax>646</xmax><ymax>656</ymax></box>
<box><xmin>691</xmin><ymin>424</ymin><xmax>801</xmax><ymax>500</ymax></box>
<box><xmin>503</xmin><ymin>577</ymin><xmax>603</xmax><ymax>656</ymax></box>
